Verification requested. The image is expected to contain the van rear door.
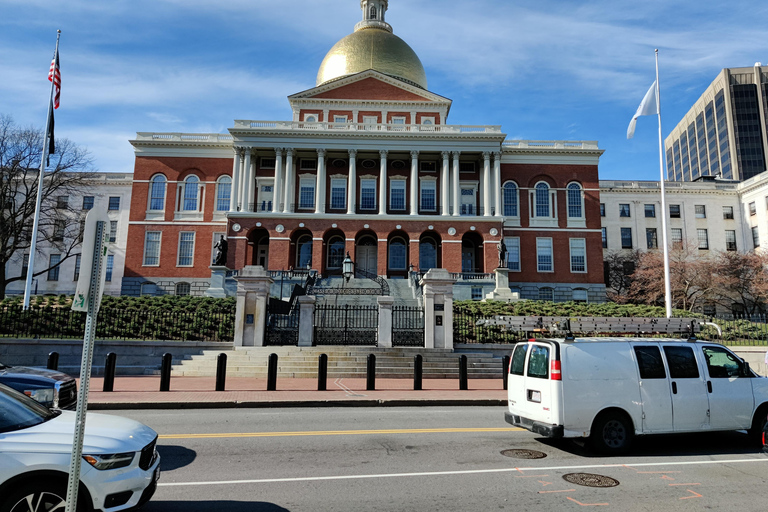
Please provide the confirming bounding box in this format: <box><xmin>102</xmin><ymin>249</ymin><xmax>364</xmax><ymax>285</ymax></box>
<box><xmin>511</xmin><ymin>341</ymin><xmax>560</xmax><ymax>426</ymax></box>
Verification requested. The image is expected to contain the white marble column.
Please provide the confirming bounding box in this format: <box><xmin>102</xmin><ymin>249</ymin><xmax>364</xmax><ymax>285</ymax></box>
<box><xmin>230</xmin><ymin>147</ymin><xmax>243</xmax><ymax>212</ymax></box>
<box><xmin>283</xmin><ymin>148</ymin><xmax>295</xmax><ymax>213</ymax></box>
<box><xmin>347</xmin><ymin>149</ymin><xmax>357</xmax><ymax>214</ymax></box>
<box><xmin>409</xmin><ymin>150</ymin><xmax>419</xmax><ymax>215</ymax></box>
<box><xmin>441</xmin><ymin>151</ymin><xmax>450</xmax><ymax>216</ymax></box>
<box><xmin>272</xmin><ymin>148</ymin><xmax>283</xmax><ymax>214</ymax></box>
<box><xmin>452</xmin><ymin>151</ymin><xmax>461</xmax><ymax>217</ymax></box>
<box><xmin>243</xmin><ymin>149</ymin><xmax>254</xmax><ymax>212</ymax></box>
<box><xmin>483</xmin><ymin>151</ymin><xmax>492</xmax><ymax>217</ymax></box>
<box><xmin>493</xmin><ymin>151</ymin><xmax>502</xmax><ymax>217</ymax></box>
<box><xmin>315</xmin><ymin>148</ymin><xmax>326</xmax><ymax>214</ymax></box>
<box><xmin>379</xmin><ymin>149</ymin><xmax>388</xmax><ymax>215</ymax></box>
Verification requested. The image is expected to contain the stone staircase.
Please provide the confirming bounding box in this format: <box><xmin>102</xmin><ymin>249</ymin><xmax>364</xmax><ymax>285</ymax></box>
<box><xmin>170</xmin><ymin>346</ymin><xmax>505</xmax><ymax>379</ymax></box>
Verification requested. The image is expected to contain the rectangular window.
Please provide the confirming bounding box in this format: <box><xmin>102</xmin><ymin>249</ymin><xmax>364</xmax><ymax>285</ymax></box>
<box><xmin>299</xmin><ymin>159</ymin><xmax>317</xmax><ymax>171</ymax></box>
<box><xmin>82</xmin><ymin>196</ymin><xmax>94</xmax><ymax>210</ymax></box>
<box><xmin>459</xmin><ymin>162</ymin><xmax>476</xmax><ymax>173</ymax></box>
<box><xmin>143</xmin><ymin>231</ymin><xmax>161</xmax><ymax>266</ymax></box>
<box><xmin>298</xmin><ymin>177</ymin><xmax>315</xmax><ymax>209</ymax></box>
<box><xmin>601</xmin><ymin>227</ymin><xmax>607</xmax><ymax>248</ymax></box>
<box><xmin>663</xmin><ymin>346</ymin><xmax>700</xmax><ymax>379</ymax></box>
<box><xmin>536</xmin><ymin>238</ymin><xmax>553</xmax><ymax>272</ymax></box>
<box><xmin>619</xmin><ymin>204</ymin><xmax>631</xmax><ymax>217</ymax></box>
<box><xmin>669</xmin><ymin>204</ymin><xmax>681</xmax><ymax>218</ymax></box>
<box><xmin>750</xmin><ymin>201</ymin><xmax>757</xmax><ymax>216</ymax></box>
<box><xmin>420</xmin><ymin>161</ymin><xmax>437</xmax><ymax>173</ymax></box>
<box><xmin>48</xmin><ymin>254</ymin><xmax>61</xmax><ymax>281</ymax></box>
<box><xmin>569</xmin><ymin>238</ymin><xmax>586</xmax><ymax>273</ymax></box>
<box><xmin>621</xmin><ymin>227</ymin><xmax>632</xmax><ymax>249</ymax></box>
<box><xmin>56</xmin><ymin>196</ymin><xmax>68</xmax><ymax>209</ymax></box>
<box><xmin>723</xmin><ymin>206</ymin><xmax>734</xmax><ymax>219</ymax></box>
<box><xmin>471</xmin><ymin>286</ymin><xmax>483</xmax><ymax>301</ymax></box>
<box><xmin>510</xmin><ymin>344</ymin><xmax>528</xmax><ymax>376</ymax></box>
<box><xmin>108</xmin><ymin>197</ymin><xmax>120</xmax><ymax>210</ymax></box>
<box><xmin>389</xmin><ymin>179</ymin><xmax>406</xmax><ymax>210</ymax></box>
<box><xmin>646</xmin><ymin>228</ymin><xmax>658</xmax><ymax>249</ymax></box>
<box><xmin>506</xmin><ymin>237</ymin><xmax>520</xmax><ymax>271</ymax></box>
<box><xmin>420</xmin><ymin>180</ymin><xmax>436</xmax><ymax>211</ymax></box>
<box><xmin>109</xmin><ymin>221</ymin><xmax>117</xmax><ymax>243</ymax></box>
<box><xmin>73</xmin><ymin>254</ymin><xmax>81</xmax><ymax>281</ymax></box>
<box><xmin>697</xmin><ymin>228</ymin><xmax>709</xmax><ymax>250</ymax></box>
<box><xmin>360</xmin><ymin>179</ymin><xmax>376</xmax><ymax>210</ymax></box>
<box><xmin>178</xmin><ymin>232</ymin><xmax>195</xmax><ymax>266</ymax></box>
<box><xmin>671</xmin><ymin>228</ymin><xmax>683</xmax><ymax>248</ymax></box>
<box><xmin>105</xmin><ymin>254</ymin><xmax>114</xmax><ymax>282</ymax></box>
<box><xmin>527</xmin><ymin>345</ymin><xmax>550</xmax><ymax>379</ymax></box>
<box><xmin>52</xmin><ymin>219</ymin><xmax>65</xmax><ymax>241</ymax></box>
<box><xmin>330</xmin><ymin>179</ymin><xmax>346</xmax><ymax>210</ymax></box>
<box><xmin>725</xmin><ymin>230</ymin><xmax>737</xmax><ymax>251</ymax></box>
<box><xmin>599</xmin><ymin>203</ymin><xmax>605</xmax><ymax>217</ymax></box>
<box><xmin>634</xmin><ymin>346</ymin><xmax>666</xmax><ymax>379</ymax></box>
<box><xmin>260</xmin><ymin>157</ymin><xmax>276</xmax><ymax>169</ymax></box>
<box><xmin>644</xmin><ymin>204</ymin><xmax>656</xmax><ymax>218</ymax></box>
<box><xmin>21</xmin><ymin>254</ymin><xmax>29</xmax><ymax>279</ymax></box>
<box><xmin>753</xmin><ymin>226</ymin><xmax>760</xmax><ymax>248</ymax></box>
<box><xmin>695</xmin><ymin>205</ymin><xmax>706</xmax><ymax>218</ymax></box>
<box><xmin>333</xmin><ymin>116</ymin><xmax>347</xmax><ymax>124</ymax></box>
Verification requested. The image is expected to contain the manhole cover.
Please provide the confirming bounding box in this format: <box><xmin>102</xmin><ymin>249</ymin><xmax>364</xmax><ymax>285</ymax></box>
<box><xmin>500</xmin><ymin>449</ymin><xmax>547</xmax><ymax>459</ymax></box>
<box><xmin>562</xmin><ymin>473</ymin><xmax>620</xmax><ymax>488</ymax></box>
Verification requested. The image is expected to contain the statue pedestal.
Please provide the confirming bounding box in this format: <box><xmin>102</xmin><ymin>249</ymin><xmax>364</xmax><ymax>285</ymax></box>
<box><xmin>484</xmin><ymin>267</ymin><xmax>519</xmax><ymax>302</ymax></box>
<box><xmin>204</xmin><ymin>266</ymin><xmax>229</xmax><ymax>298</ymax></box>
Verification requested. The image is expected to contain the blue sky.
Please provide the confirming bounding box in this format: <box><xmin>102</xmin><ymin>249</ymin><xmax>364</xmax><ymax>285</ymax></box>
<box><xmin>1</xmin><ymin>0</ymin><xmax>767</xmax><ymax>181</ymax></box>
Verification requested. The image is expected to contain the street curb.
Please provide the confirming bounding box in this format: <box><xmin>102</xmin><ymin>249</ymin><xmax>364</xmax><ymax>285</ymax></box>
<box><xmin>87</xmin><ymin>399</ymin><xmax>507</xmax><ymax>410</ymax></box>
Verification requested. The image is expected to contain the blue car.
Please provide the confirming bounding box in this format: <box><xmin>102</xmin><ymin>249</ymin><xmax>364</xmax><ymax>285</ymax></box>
<box><xmin>0</xmin><ymin>360</ymin><xmax>77</xmax><ymax>410</ymax></box>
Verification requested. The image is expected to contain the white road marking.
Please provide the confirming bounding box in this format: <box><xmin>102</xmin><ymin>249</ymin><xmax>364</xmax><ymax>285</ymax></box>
<box><xmin>334</xmin><ymin>378</ymin><xmax>366</xmax><ymax>397</ymax></box>
<box><xmin>158</xmin><ymin>457</ymin><xmax>768</xmax><ymax>487</ymax></box>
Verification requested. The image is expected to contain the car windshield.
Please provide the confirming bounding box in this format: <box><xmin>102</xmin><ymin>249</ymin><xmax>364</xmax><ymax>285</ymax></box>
<box><xmin>0</xmin><ymin>384</ymin><xmax>59</xmax><ymax>433</ymax></box>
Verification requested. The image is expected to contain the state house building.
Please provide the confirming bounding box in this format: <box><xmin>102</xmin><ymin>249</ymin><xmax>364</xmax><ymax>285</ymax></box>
<box><xmin>123</xmin><ymin>0</ymin><xmax>606</xmax><ymax>302</ymax></box>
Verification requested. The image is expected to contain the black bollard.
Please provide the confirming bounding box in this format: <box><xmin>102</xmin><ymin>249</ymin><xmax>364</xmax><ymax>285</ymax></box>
<box><xmin>318</xmin><ymin>354</ymin><xmax>328</xmax><ymax>391</ymax></box>
<box><xmin>215</xmin><ymin>353</ymin><xmax>227</xmax><ymax>391</ymax></box>
<box><xmin>414</xmin><ymin>354</ymin><xmax>423</xmax><ymax>391</ymax></box>
<box><xmin>159</xmin><ymin>353</ymin><xmax>172</xmax><ymax>392</ymax></box>
<box><xmin>103</xmin><ymin>352</ymin><xmax>117</xmax><ymax>392</ymax></box>
<box><xmin>366</xmin><ymin>354</ymin><xmax>376</xmax><ymax>391</ymax></box>
<box><xmin>502</xmin><ymin>355</ymin><xmax>510</xmax><ymax>391</ymax></box>
<box><xmin>267</xmin><ymin>353</ymin><xmax>278</xmax><ymax>391</ymax></box>
<box><xmin>459</xmin><ymin>355</ymin><xmax>468</xmax><ymax>390</ymax></box>
<box><xmin>47</xmin><ymin>352</ymin><xmax>59</xmax><ymax>371</ymax></box>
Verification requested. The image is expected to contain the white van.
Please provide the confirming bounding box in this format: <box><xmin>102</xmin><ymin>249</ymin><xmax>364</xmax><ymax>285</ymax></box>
<box><xmin>505</xmin><ymin>337</ymin><xmax>768</xmax><ymax>454</ymax></box>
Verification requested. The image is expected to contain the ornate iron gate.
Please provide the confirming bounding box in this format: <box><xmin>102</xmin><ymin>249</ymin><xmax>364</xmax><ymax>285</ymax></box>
<box><xmin>314</xmin><ymin>304</ymin><xmax>378</xmax><ymax>346</ymax></box>
<box><xmin>264</xmin><ymin>303</ymin><xmax>300</xmax><ymax>346</ymax></box>
<box><xmin>392</xmin><ymin>306</ymin><xmax>425</xmax><ymax>347</ymax></box>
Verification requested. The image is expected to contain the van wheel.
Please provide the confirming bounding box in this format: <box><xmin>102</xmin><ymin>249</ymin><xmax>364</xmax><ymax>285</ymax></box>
<box><xmin>590</xmin><ymin>411</ymin><xmax>633</xmax><ymax>455</ymax></box>
<box><xmin>748</xmin><ymin>405</ymin><xmax>768</xmax><ymax>448</ymax></box>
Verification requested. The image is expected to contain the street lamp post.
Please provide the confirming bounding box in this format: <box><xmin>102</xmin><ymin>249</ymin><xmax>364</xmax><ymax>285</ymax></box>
<box><xmin>343</xmin><ymin>252</ymin><xmax>354</xmax><ymax>282</ymax></box>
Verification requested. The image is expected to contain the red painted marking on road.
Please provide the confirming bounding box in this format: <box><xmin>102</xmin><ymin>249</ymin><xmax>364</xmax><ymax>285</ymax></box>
<box><xmin>637</xmin><ymin>471</ymin><xmax>681</xmax><ymax>474</ymax></box>
<box><xmin>514</xmin><ymin>474</ymin><xmax>549</xmax><ymax>478</ymax></box>
<box><xmin>538</xmin><ymin>489</ymin><xmax>576</xmax><ymax>494</ymax></box>
<box><xmin>538</xmin><ymin>480</ymin><xmax>553</xmax><ymax>486</ymax></box>
<box><xmin>661</xmin><ymin>475</ymin><xmax>675</xmax><ymax>481</ymax></box>
<box><xmin>669</xmin><ymin>483</ymin><xmax>700</xmax><ymax>487</ymax></box>
<box><xmin>680</xmin><ymin>490</ymin><xmax>703</xmax><ymax>500</ymax></box>
<box><xmin>567</xmin><ymin>497</ymin><xmax>609</xmax><ymax>506</ymax></box>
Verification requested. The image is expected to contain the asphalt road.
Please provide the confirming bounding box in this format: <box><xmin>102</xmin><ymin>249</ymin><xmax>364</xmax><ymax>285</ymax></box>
<box><xmin>105</xmin><ymin>407</ymin><xmax>768</xmax><ymax>512</ymax></box>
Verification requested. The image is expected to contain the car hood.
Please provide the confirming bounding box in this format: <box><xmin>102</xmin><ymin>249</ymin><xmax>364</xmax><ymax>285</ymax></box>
<box><xmin>0</xmin><ymin>411</ymin><xmax>157</xmax><ymax>455</ymax></box>
<box><xmin>0</xmin><ymin>365</ymin><xmax>74</xmax><ymax>386</ymax></box>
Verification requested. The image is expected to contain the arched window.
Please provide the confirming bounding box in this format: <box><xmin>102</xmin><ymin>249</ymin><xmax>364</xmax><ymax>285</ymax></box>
<box><xmin>183</xmin><ymin>175</ymin><xmax>200</xmax><ymax>211</ymax></box>
<box><xmin>296</xmin><ymin>235</ymin><xmax>313</xmax><ymax>269</ymax></box>
<box><xmin>503</xmin><ymin>182</ymin><xmax>518</xmax><ymax>217</ymax></box>
<box><xmin>388</xmin><ymin>237</ymin><xmax>407</xmax><ymax>270</ymax></box>
<box><xmin>216</xmin><ymin>176</ymin><xmax>231</xmax><ymax>212</ymax></box>
<box><xmin>534</xmin><ymin>182</ymin><xmax>550</xmax><ymax>217</ymax></box>
<box><xmin>149</xmin><ymin>175</ymin><xmax>166</xmax><ymax>211</ymax></box>
<box><xmin>370</xmin><ymin>5</ymin><xmax>377</xmax><ymax>19</ymax></box>
<box><xmin>538</xmin><ymin>287</ymin><xmax>554</xmax><ymax>302</ymax></box>
<box><xmin>175</xmin><ymin>282</ymin><xmax>190</xmax><ymax>296</ymax></box>
<box><xmin>567</xmin><ymin>182</ymin><xmax>583</xmax><ymax>218</ymax></box>
<box><xmin>327</xmin><ymin>236</ymin><xmax>345</xmax><ymax>269</ymax></box>
<box><xmin>419</xmin><ymin>238</ymin><xmax>437</xmax><ymax>271</ymax></box>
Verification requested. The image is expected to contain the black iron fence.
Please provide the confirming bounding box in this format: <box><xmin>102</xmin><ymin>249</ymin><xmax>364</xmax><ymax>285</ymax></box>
<box><xmin>314</xmin><ymin>304</ymin><xmax>378</xmax><ymax>346</ymax></box>
<box><xmin>264</xmin><ymin>303</ymin><xmax>300</xmax><ymax>346</ymax></box>
<box><xmin>453</xmin><ymin>311</ymin><xmax>523</xmax><ymax>344</ymax></box>
<box><xmin>392</xmin><ymin>306</ymin><xmax>425</xmax><ymax>347</ymax></box>
<box><xmin>0</xmin><ymin>305</ymin><xmax>234</xmax><ymax>342</ymax></box>
<box><xmin>702</xmin><ymin>315</ymin><xmax>768</xmax><ymax>346</ymax></box>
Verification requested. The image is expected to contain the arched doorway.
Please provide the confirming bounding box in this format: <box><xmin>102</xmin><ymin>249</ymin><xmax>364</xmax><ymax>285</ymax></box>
<box><xmin>355</xmin><ymin>235</ymin><xmax>378</xmax><ymax>276</ymax></box>
<box><xmin>249</xmin><ymin>228</ymin><xmax>270</xmax><ymax>268</ymax></box>
<box><xmin>418</xmin><ymin>232</ymin><xmax>441</xmax><ymax>271</ymax></box>
<box><xmin>323</xmin><ymin>230</ymin><xmax>346</xmax><ymax>276</ymax></box>
<box><xmin>461</xmin><ymin>232</ymin><xmax>484</xmax><ymax>273</ymax></box>
<box><xmin>291</xmin><ymin>230</ymin><xmax>313</xmax><ymax>270</ymax></box>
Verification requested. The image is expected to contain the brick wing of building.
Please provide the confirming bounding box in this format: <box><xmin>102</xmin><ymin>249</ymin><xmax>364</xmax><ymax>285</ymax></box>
<box><xmin>123</xmin><ymin>0</ymin><xmax>606</xmax><ymax>302</ymax></box>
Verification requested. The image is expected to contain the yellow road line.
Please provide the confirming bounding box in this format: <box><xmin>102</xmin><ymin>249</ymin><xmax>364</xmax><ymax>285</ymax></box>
<box><xmin>159</xmin><ymin>427</ymin><xmax>524</xmax><ymax>440</ymax></box>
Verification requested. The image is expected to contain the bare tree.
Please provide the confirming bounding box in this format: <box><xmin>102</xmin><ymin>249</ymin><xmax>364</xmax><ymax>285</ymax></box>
<box><xmin>0</xmin><ymin>114</ymin><xmax>94</xmax><ymax>298</ymax></box>
<box><xmin>710</xmin><ymin>251</ymin><xmax>768</xmax><ymax>316</ymax></box>
<box><xmin>603</xmin><ymin>250</ymin><xmax>640</xmax><ymax>303</ymax></box>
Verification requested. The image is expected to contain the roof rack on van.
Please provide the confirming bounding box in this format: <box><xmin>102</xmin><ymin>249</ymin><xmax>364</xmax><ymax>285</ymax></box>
<box><xmin>475</xmin><ymin>316</ymin><xmax>706</xmax><ymax>338</ymax></box>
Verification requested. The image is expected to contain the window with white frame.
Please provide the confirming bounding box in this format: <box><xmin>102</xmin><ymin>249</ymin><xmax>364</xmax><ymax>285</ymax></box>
<box><xmin>460</xmin><ymin>186</ymin><xmax>476</xmax><ymax>215</ymax></box>
<box><xmin>178</xmin><ymin>232</ymin><xmax>195</xmax><ymax>266</ymax></box>
<box><xmin>330</xmin><ymin>179</ymin><xmax>346</xmax><ymax>210</ymax></box>
<box><xmin>505</xmin><ymin>237</ymin><xmax>520</xmax><ymax>271</ymax></box>
<box><xmin>334</xmin><ymin>115</ymin><xmax>347</xmax><ymax>124</ymax></box>
<box><xmin>143</xmin><ymin>231</ymin><xmax>161</xmax><ymax>266</ymax></box>
<box><xmin>149</xmin><ymin>175</ymin><xmax>166</xmax><ymax>210</ymax></box>
<box><xmin>536</xmin><ymin>238</ymin><xmax>553</xmax><ymax>272</ymax></box>
<box><xmin>109</xmin><ymin>221</ymin><xmax>118</xmax><ymax>243</ymax></box>
<box><xmin>105</xmin><ymin>254</ymin><xmax>114</xmax><ymax>282</ymax></box>
<box><xmin>503</xmin><ymin>182</ymin><xmax>518</xmax><ymax>217</ymax></box>
<box><xmin>752</xmin><ymin>226</ymin><xmax>760</xmax><ymax>248</ymax></box>
<box><xmin>296</xmin><ymin>235</ymin><xmax>313</xmax><ymax>268</ymax></box>
<box><xmin>566</xmin><ymin>183</ymin><xmax>583</xmax><ymax>218</ymax></box>
<box><xmin>695</xmin><ymin>205</ymin><xmax>706</xmax><ymax>218</ymax></box>
<box><xmin>619</xmin><ymin>203</ymin><xmax>631</xmax><ymax>217</ymax></box>
<box><xmin>534</xmin><ymin>182</ymin><xmax>551</xmax><ymax>217</ymax></box>
<box><xmin>216</xmin><ymin>176</ymin><xmax>232</xmax><ymax>211</ymax></box>
<box><xmin>471</xmin><ymin>287</ymin><xmax>483</xmax><ymax>301</ymax></box>
<box><xmin>390</xmin><ymin>179</ymin><xmax>406</xmax><ymax>210</ymax></box>
<box><xmin>181</xmin><ymin>176</ymin><xmax>200</xmax><ymax>211</ymax></box>
<box><xmin>569</xmin><ymin>238</ymin><xmax>586</xmax><ymax>273</ymax></box>
<box><xmin>671</xmin><ymin>228</ymin><xmax>683</xmax><ymax>248</ymax></box>
<box><xmin>175</xmin><ymin>282</ymin><xmax>190</xmax><ymax>296</ymax></box>
<box><xmin>108</xmin><ymin>197</ymin><xmax>120</xmax><ymax>210</ymax></box>
<box><xmin>644</xmin><ymin>204</ymin><xmax>656</xmax><ymax>217</ymax></box>
<box><xmin>420</xmin><ymin>180</ymin><xmax>436</xmax><ymax>211</ymax></box>
<box><xmin>303</xmin><ymin>114</ymin><xmax>317</xmax><ymax>123</ymax></box>
<box><xmin>48</xmin><ymin>254</ymin><xmax>61</xmax><ymax>281</ymax></box>
<box><xmin>299</xmin><ymin>177</ymin><xmax>315</xmax><ymax>209</ymax></box>
<box><xmin>697</xmin><ymin>228</ymin><xmax>709</xmax><ymax>250</ymax></box>
<box><xmin>421</xmin><ymin>117</ymin><xmax>435</xmax><ymax>125</ymax></box>
<box><xmin>646</xmin><ymin>228</ymin><xmax>658</xmax><ymax>249</ymax></box>
<box><xmin>388</xmin><ymin>238</ymin><xmax>407</xmax><ymax>270</ymax></box>
<box><xmin>360</xmin><ymin>179</ymin><xmax>377</xmax><ymax>210</ymax></box>
<box><xmin>621</xmin><ymin>227</ymin><xmax>633</xmax><ymax>249</ymax></box>
<box><xmin>723</xmin><ymin>206</ymin><xmax>734</xmax><ymax>219</ymax></box>
<box><xmin>82</xmin><ymin>196</ymin><xmax>94</xmax><ymax>210</ymax></box>
<box><xmin>725</xmin><ymin>230</ymin><xmax>737</xmax><ymax>251</ymax></box>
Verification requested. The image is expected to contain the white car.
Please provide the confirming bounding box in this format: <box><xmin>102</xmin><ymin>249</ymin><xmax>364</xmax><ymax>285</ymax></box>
<box><xmin>0</xmin><ymin>383</ymin><xmax>160</xmax><ymax>512</ymax></box>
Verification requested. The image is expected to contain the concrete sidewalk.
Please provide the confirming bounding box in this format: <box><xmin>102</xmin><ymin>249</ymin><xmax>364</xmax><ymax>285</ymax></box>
<box><xmin>81</xmin><ymin>376</ymin><xmax>509</xmax><ymax>410</ymax></box>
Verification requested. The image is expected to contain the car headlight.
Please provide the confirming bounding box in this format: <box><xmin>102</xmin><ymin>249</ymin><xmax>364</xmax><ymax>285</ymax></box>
<box><xmin>83</xmin><ymin>452</ymin><xmax>136</xmax><ymax>470</ymax></box>
<box><xmin>24</xmin><ymin>388</ymin><xmax>55</xmax><ymax>406</ymax></box>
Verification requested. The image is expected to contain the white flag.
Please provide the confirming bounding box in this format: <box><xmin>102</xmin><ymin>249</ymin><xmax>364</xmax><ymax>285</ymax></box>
<box><xmin>627</xmin><ymin>81</ymin><xmax>658</xmax><ymax>139</ymax></box>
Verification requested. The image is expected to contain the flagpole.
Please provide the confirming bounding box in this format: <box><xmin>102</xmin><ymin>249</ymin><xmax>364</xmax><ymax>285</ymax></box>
<box><xmin>655</xmin><ymin>48</ymin><xmax>673</xmax><ymax>318</ymax></box>
<box><xmin>23</xmin><ymin>30</ymin><xmax>61</xmax><ymax>310</ymax></box>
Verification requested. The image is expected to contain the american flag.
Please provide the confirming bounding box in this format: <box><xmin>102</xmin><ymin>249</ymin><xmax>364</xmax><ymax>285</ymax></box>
<box><xmin>48</xmin><ymin>48</ymin><xmax>60</xmax><ymax>109</ymax></box>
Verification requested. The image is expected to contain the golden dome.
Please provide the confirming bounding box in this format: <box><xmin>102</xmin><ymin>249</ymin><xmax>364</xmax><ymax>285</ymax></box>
<box><xmin>316</xmin><ymin>26</ymin><xmax>428</xmax><ymax>89</ymax></box>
